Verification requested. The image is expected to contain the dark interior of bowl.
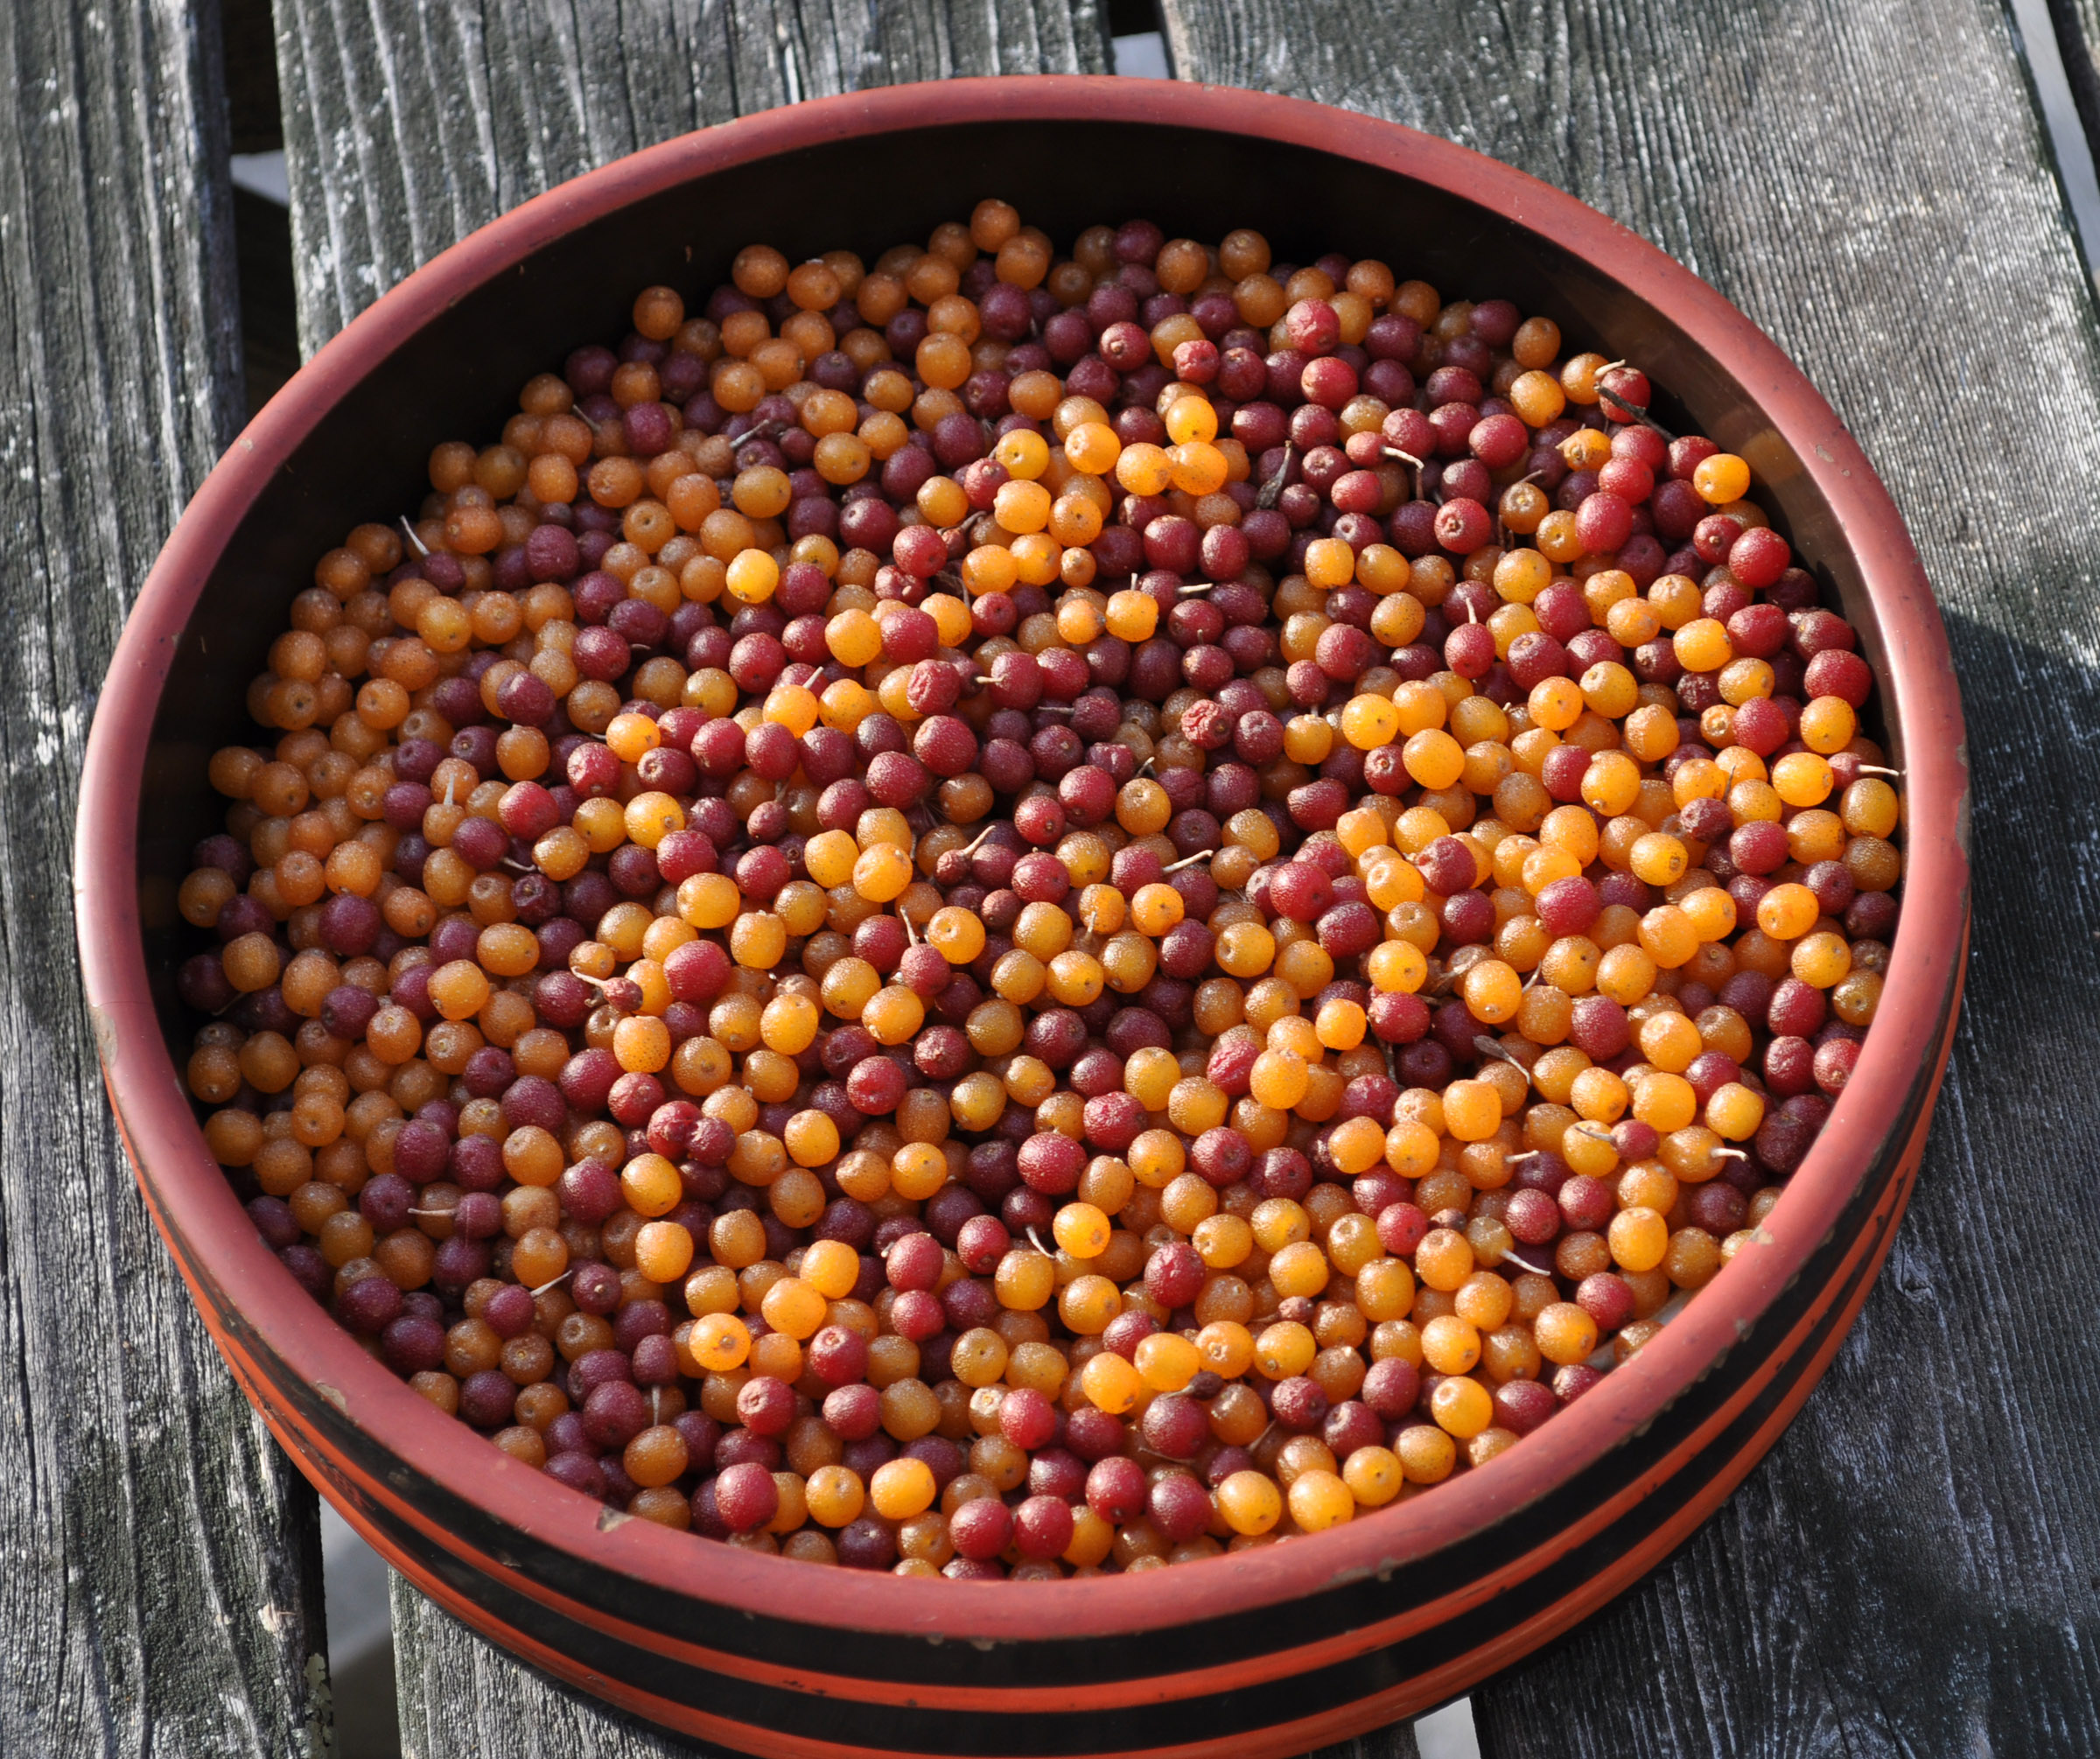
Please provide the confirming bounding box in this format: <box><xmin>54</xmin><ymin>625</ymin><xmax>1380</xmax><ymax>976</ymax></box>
<box><xmin>137</xmin><ymin>115</ymin><xmax>1894</xmax><ymax>1048</ymax></box>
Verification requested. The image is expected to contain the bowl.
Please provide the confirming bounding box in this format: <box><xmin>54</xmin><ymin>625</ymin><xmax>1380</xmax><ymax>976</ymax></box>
<box><xmin>76</xmin><ymin>74</ymin><xmax>1969</xmax><ymax>1759</ymax></box>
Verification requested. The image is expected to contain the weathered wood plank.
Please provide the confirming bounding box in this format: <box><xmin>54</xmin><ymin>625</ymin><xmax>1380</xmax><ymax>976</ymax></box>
<box><xmin>1157</xmin><ymin>0</ymin><xmax>2100</xmax><ymax>1753</ymax></box>
<box><xmin>273</xmin><ymin>0</ymin><xmax>1111</xmax><ymax>359</ymax></box>
<box><xmin>2049</xmin><ymin>0</ymin><xmax>2100</xmax><ymax>180</ymax></box>
<box><xmin>0</xmin><ymin>0</ymin><xmax>330</xmax><ymax>1755</ymax></box>
<box><xmin>389</xmin><ymin>1580</ymin><xmax>710</xmax><ymax>1759</ymax></box>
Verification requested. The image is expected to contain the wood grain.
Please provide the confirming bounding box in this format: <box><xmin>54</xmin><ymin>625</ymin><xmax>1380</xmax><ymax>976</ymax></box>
<box><xmin>0</xmin><ymin>0</ymin><xmax>330</xmax><ymax>1755</ymax></box>
<box><xmin>2051</xmin><ymin>0</ymin><xmax>2100</xmax><ymax>199</ymax></box>
<box><xmin>271</xmin><ymin>0</ymin><xmax>1111</xmax><ymax>359</ymax></box>
<box><xmin>1155</xmin><ymin>0</ymin><xmax>2100</xmax><ymax>1753</ymax></box>
<box><xmin>389</xmin><ymin>1578</ymin><xmax>738</xmax><ymax>1759</ymax></box>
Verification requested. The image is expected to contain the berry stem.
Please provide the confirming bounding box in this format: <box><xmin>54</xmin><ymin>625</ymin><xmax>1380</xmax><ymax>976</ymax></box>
<box><xmin>1591</xmin><ymin>360</ymin><xmax>1676</xmax><ymax>439</ymax></box>
<box><xmin>1473</xmin><ymin>1034</ymin><xmax>1532</xmax><ymax>1078</ymax></box>
<box><xmin>1383</xmin><ymin>445</ymin><xmax>1424</xmax><ymax>500</ymax></box>
<box><xmin>1596</xmin><ymin>382</ymin><xmax>1675</xmax><ymax>439</ymax></box>
<box><xmin>1256</xmin><ymin>440</ymin><xmax>1295</xmax><ymax>510</ymax></box>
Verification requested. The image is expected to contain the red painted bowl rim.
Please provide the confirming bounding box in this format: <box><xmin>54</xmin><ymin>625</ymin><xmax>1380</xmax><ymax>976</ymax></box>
<box><xmin>77</xmin><ymin>74</ymin><xmax>1968</xmax><ymax>1644</ymax></box>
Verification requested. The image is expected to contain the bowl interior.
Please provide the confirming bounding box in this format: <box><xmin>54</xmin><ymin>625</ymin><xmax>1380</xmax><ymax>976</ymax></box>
<box><xmin>136</xmin><ymin>113</ymin><xmax>1894</xmax><ymax>1039</ymax></box>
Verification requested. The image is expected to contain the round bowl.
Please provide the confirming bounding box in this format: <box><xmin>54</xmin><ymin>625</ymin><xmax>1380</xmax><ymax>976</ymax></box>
<box><xmin>77</xmin><ymin>75</ymin><xmax>1969</xmax><ymax>1759</ymax></box>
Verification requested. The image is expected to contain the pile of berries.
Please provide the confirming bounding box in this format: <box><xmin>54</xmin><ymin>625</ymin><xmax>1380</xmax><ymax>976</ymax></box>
<box><xmin>174</xmin><ymin>200</ymin><xmax>1899</xmax><ymax>1577</ymax></box>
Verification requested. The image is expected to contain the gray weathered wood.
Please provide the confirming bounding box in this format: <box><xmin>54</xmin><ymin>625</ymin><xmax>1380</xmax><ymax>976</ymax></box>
<box><xmin>2052</xmin><ymin>0</ymin><xmax>2100</xmax><ymax>166</ymax></box>
<box><xmin>272</xmin><ymin>7</ymin><xmax>1121</xmax><ymax>1754</ymax></box>
<box><xmin>274</xmin><ymin>0</ymin><xmax>1111</xmax><ymax>358</ymax></box>
<box><xmin>0</xmin><ymin>0</ymin><xmax>331</xmax><ymax>1755</ymax></box>
<box><xmin>1157</xmin><ymin>0</ymin><xmax>2100</xmax><ymax>1752</ymax></box>
<box><xmin>389</xmin><ymin>1579</ymin><xmax>720</xmax><ymax>1759</ymax></box>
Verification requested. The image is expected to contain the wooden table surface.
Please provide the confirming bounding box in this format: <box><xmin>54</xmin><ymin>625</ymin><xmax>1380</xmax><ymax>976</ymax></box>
<box><xmin>9</xmin><ymin>0</ymin><xmax>2100</xmax><ymax>1753</ymax></box>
